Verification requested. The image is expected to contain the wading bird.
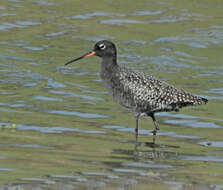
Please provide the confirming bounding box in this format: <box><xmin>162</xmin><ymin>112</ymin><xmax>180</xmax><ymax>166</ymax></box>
<box><xmin>65</xmin><ymin>40</ymin><xmax>208</xmax><ymax>143</ymax></box>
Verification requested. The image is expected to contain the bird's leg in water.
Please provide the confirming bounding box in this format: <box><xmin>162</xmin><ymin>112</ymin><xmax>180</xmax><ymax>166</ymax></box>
<box><xmin>150</xmin><ymin>113</ymin><xmax>159</xmax><ymax>144</ymax></box>
<box><xmin>134</xmin><ymin>113</ymin><xmax>140</xmax><ymax>145</ymax></box>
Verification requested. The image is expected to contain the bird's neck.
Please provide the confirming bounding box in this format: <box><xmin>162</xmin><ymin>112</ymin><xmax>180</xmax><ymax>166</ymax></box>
<box><xmin>100</xmin><ymin>56</ymin><xmax>118</xmax><ymax>78</ymax></box>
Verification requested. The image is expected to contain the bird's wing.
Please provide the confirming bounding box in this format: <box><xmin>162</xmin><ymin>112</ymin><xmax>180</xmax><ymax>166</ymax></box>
<box><xmin>119</xmin><ymin>67</ymin><xmax>207</xmax><ymax>112</ymax></box>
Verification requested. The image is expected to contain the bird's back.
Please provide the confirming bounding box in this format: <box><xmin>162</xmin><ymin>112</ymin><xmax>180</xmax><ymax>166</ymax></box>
<box><xmin>106</xmin><ymin>66</ymin><xmax>207</xmax><ymax>114</ymax></box>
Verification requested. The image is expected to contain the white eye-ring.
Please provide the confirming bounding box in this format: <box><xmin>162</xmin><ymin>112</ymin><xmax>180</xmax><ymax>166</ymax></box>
<box><xmin>99</xmin><ymin>43</ymin><xmax>106</xmax><ymax>50</ymax></box>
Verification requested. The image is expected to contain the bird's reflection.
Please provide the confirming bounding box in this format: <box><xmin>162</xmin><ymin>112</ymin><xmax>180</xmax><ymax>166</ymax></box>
<box><xmin>182</xmin><ymin>182</ymin><xmax>217</xmax><ymax>190</ymax></box>
<box><xmin>133</xmin><ymin>136</ymin><xmax>179</xmax><ymax>160</ymax></box>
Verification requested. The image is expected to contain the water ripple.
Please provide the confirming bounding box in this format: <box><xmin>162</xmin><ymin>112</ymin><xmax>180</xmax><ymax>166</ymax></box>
<box><xmin>24</xmin><ymin>46</ymin><xmax>44</xmax><ymax>51</ymax></box>
<box><xmin>80</xmin><ymin>172</ymin><xmax>118</xmax><ymax>179</ymax></box>
<box><xmin>33</xmin><ymin>96</ymin><xmax>65</xmax><ymax>102</ymax></box>
<box><xmin>0</xmin><ymin>13</ymin><xmax>16</xmax><ymax>17</ymax></box>
<box><xmin>47</xmin><ymin>110</ymin><xmax>109</xmax><ymax>119</ymax></box>
<box><xmin>154</xmin><ymin>36</ymin><xmax>207</xmax><ymax>48</ymax></box>
<box><xmin>155</xmin><ymin>27</ymin><xmax>223</xmax><ymax>48</ymax></box>
<box><xmin>67</xmin><ymin>12</ymin><xmax>125</xmax><ymax>19</ymax></box>
<box><xmin>50</xmin><ymin>175</ymin><xmax>87</xmax><ymax>182</ymax></box>
<box><xmin>100</xmin><ymin>19</ymin><xmax>145</xmax><ymax>25</ymax></box>
<box><xmin>33</xmin><ymin>0</ymin><xmax>54</xmax><ymax>6</ymax></box>
<box><xmin>204</xmin><ymin>88</ymin><xmax>223</xmax><ymax>95</ymax></box>
<box><xmin>112</xmin><ymin>168</ymin><xmax>148</xmax><ymax>176</ymax></box>
<box><xmin>67</xmin><ymin>10</ymin><xmax>163</xmax><ymax>20</ymax></box>
<box><xmin>0</xmin><ymin>21</ymin><xmax>41</xmax><ymax>31</ymax></box>
<box><xmin>101</xmin><ymin>125</ymin><xmax>200</xmax><ymax>139</ymax></box>
<box><xmin>0</xmin><ymin>122</ymin><xmax>106</xmax><ymax>134</ymax></box>
<box><xmin>20</xmin><ymin>178</ymin><xmax>55</xmax><ymax>184</ymax></box>
<box><xmin>198</xmin><ymin>141</ymin><xmax>223</xmax><ymax>148</ymax></box>
<box><xmin>50</xmin><ymin>90</ymin><xmax>104</xmax><ymax>101</ymax></box>
<box><xmin>0</xmin><ymin>144</ymin><xmax>55</xmax><ymax>149</ymax></box>
<box><xmin>0</xmin><ymin>6</ymin><xmax>6</xmax><ymax>10</ymax></box>
<box><xmin>0</xmin><ymin>53</ymin><xmax>29</xmax><ymax>61</ymax></box>
<box><xmin>131</xmin><ymin>10</ymin><xmax>163</xmax><ymax>16</ymax></box>
<box><xmin>122</xmin><ymin>162</ymin><xmax>173</xmax><ymax>169</ymax></box>
<box><xmin>164</xmin><ymin>119</ymin><xmax>221</xmax><ymax>128</ymax></box>
<box><xmin>0</xmin><ymin>108</ymin><xmax>31</xmax><ymax>114</ymax></box>
<box><xmin>0</xmin><ymin>168</ymin><xmax>15</xmax><ymax>171</ymax></box>
<box><xmin>47</xmin><ymin>79</ymin><xmax>66</xmax><ymax>89</ymax></box>
<box><xmin>149</xmin><ymin>17</ymin><xmax>189</xmax><ymax>23</ymax></box>
<box><xmin>181</xmin><ymin>155</ymin><xmax>223</xmax><ymax>162</ymax></box>
<box><xmin>46</xmin><ymin>31</ymin><xmax>69</xmax><ymax>37</ymax></box>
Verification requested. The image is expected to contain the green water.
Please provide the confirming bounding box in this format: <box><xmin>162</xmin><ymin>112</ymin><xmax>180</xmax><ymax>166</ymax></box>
<box><xmin>0</xmin><ymin>0</ymin><xmax>223</xmax><ymax>189</ymax></box>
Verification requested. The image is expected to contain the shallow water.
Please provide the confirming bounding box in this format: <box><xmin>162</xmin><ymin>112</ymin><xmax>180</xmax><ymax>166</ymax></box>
<box><xmin>0</xmin><ymin>0</ymin><xmax>223</xmax><ymax>189</ymax></box>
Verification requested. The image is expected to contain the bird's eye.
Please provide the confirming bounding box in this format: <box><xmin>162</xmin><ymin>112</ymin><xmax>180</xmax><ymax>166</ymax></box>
<box><xmin>99</xmin><ymin>43</ymin><xmax>106</xmax><ymax>50</ymax></box>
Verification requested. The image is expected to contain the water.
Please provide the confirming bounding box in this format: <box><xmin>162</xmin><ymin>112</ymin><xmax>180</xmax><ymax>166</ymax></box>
<box><xmin>0</xmin><ymin>0</ymin><xmax>223</xmax><ymax>189</ymax></box>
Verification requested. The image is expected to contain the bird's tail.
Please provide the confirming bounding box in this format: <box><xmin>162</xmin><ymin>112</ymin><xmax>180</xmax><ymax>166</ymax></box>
<box><xmin>174</xmin><ymin>94</ymin><xmax>208</xmax><ymax>109</ymax></box>
<box><xmin>193</xmin><ymin>96</ymin><xmax>208</xmax><ymax>105</ymax></box>
<box><xmin>200</xmin><ymin>97</ymin><xmax>208</xmax><ymax>104</ymax></box>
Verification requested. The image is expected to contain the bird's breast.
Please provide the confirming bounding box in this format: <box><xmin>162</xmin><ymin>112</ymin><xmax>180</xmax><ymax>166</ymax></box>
<box><xmin>100</xmin><ymin>71</ymin><xmax>134</xmax><ymax>109</ymax></box>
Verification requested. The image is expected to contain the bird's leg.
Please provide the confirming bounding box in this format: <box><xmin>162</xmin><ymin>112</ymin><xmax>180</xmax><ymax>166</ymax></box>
<box><xmin>135</xmin><ymin>116</ymin><xmax>139</xmax><ymax>135</ymax></box>
<box><xmin>134</xmin><ymin>113</ymin><xmax>140</xmax><ymax>134</ymax></box>
<box><xmin>134</xmin><ymin>113</ymin><xmax>140</xmax><ymax>145</ymax></box>
<box><xmin>150</xmin><ymin>113</ymin><xmax>159</xmax><ymax>144</ymax></box>
<box><xmin>151</xmin><ymin>114</ymin><xmax>159</xmax><ymax>131</ymax></box>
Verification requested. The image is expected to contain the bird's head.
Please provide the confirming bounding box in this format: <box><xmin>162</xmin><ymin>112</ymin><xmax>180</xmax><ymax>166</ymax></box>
<box><xmin>65</xmin><ymin>40</ymin><xmax>117</xmax><ymax>66</ymax></box>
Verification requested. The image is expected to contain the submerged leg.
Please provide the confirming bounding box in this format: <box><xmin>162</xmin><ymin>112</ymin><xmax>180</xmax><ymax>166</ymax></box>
<box><xmin>134</xmin><ymin>113</ymin><xmax>140</xmax><ymax>144</ymax></box>
<box><xmin>134</xmin><ymin>114</ymin><xmax>139</xmax><ymax>138</ymax></box>
<box><xmin>150</xmin><ymin>113</ymin><xmax>159</xmax><ymax>144</ymax></box>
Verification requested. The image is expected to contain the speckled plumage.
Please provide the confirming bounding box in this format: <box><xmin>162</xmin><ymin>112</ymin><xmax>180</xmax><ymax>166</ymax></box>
<box><xmin>65</xmin><ymin>40</ymin><xmax>208</xmax><ymax>143</ymax></box>
<box><xmin>102</xmin><ymin>66</ymin><xmax>207</xmax><ymax>114</ymax></box>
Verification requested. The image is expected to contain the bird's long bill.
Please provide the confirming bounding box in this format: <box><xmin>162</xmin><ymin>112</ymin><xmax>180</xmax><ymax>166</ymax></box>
<box><xmin>65</xmin><ymin>51</ymin><xmax>96</xmax><ymax>65</ymax></box>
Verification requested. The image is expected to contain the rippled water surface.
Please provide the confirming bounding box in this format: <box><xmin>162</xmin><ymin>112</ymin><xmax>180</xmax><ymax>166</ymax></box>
<box><xmin>0</xmin><ymin>0</ymin><xmax>223</xmax><ymax>189</ymax></box>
